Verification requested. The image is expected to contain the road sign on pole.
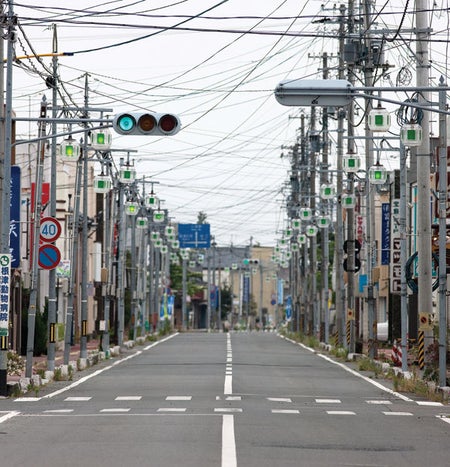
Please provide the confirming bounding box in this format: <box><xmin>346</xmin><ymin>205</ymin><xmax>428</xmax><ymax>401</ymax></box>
<box><xmin>38</xmin><ymin>244</ymin><xmax>61</xmax><ymax>270</ymax></box>
<box><xmin>40</xmin><ymin>217</ymin><xmax>62</xmax><ymax>243</ymax></box>
<box><xmin>178</xmin><ymin>224</ymin><xmax>211</xmax><ymax>249</ymax></box>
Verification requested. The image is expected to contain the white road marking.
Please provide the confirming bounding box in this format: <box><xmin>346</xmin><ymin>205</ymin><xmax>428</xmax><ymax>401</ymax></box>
<box><xmin>0</xmin><ymin>411</ymin><xmax>20</xmax><ymax>424</ymax></box>
<box><xmin>224</xmin><ymin>375</ymin><xmax>233</xmax><ymax>395</ymax></box>
<box><xmin>43</xmin><ymin>409</ymin><xmax>74</xmax><ymax>413</ymax></box>
<box><xmin>416</xmin><ymin>401</ymin><xmax>443</xmax><ymax>406</ymax></box>
<box><xmin>100</xmin><ymin>408</ymin><xmax>130</xmax><ymax>413</ymax></box>
<box><xmin>14</xmin><ymin>397</ymin><xmax>41</xmax><ymax>402</ymax></box>
<box><xmin>157</xmin><ymin>408</ymin><xmax>187</xmax><ymax>413</ymax></box>
<box><xmin>382</xmin><ymin>411</ymin><xmax>413</xmax><ymax>416</ymax></box>
<box><xmin>215</xmin><ymin>408</ymin><xmax>243</xmax><ymax>413</ymax></box>
<box><xmin>40</xmin><ymin>333</ymin><xmax>179</xmax><ymax>400</ymax></box>
<box><xmin>64</xmin><ymin>396</ymin><xmax>92</xmax><ymax>401</ymax></box>
<box><xmin>226</xmin><ymin>396</ymin><xmax>241</xmax><ymax>401</ymax></box>
<box><xmin>115</xmin><ymin>396</ymin><xmax>142</xmax><ymax>401</ymax></box>
<box><xmin>316</xmin><ymin>399</ymin><xmax>341</xmax><ymax>404</ymax></box>
<box><xmin>222</xmin><ymin>414</ymin><xmax>237</xmax><ymax>467</ymax></box>
<box><xmin>166</xmin><ymin>396</ymin><xmax>192</xmax><ymax>401</ymax></box>
<box><xmin>279</xmin><ymin>334</ymin><xmax>415</xmax><ymax>403</ymax></box>
<box><xmin>366</xmin><ymin>400</ymin><xmax>392</xmax><ymax>405</ymax></box>
<box><xmin>271</xmin><ymin>409</ymin><xmax>299</xmax><ymax>414</ymax></box>
<box><xmin>436</xmin><ymin>415</ymin><xmax>450</xmax><ymax>425</ymax></box>
<box><xmin>267</xmin><ymin>397</ymin><xmax>292</xmax><ymax>403</ymax></box>
<box><xmin>327</xmin><ymin>410</ymin><xmax>356</xmax><ymax>415</ymax></box>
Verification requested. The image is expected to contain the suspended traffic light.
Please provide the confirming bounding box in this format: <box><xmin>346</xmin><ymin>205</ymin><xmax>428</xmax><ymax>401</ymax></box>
<box><xmin>112</xmin><ymin>112</ymin><xmax>181</xmax><ymax>136</ymax></box>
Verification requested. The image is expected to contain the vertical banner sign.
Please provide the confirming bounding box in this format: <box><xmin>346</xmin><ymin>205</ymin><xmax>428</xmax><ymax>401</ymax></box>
<box><xmin>390</xmin><ymin>199</ymin><xmax>401</xmax><ymax>294</ymax></box>
<box><xmin>167</xmin><ymin>295</ymin><xmax>174</xmax><ymax>318</ymax></box>
<box><xmin>0</xmin><ymin>254</ymin><xmax>11</xmax><ymax>337</ymax></box>
<box><xmin>381</xmin><ymin>203</ymin><xmax>390</xmax><ymax>265</ymax></box>
<box><xmin>277</xmin><ymin>279</ymin><xmax>284</xmax><ymax>305</ymax></box>
<box><xmin>10</xmin><ymin>166</ymin><xmax>21</xmax><ymax>268</ymax></box>
<box><xmin>285</xmin><ymin>295</ymin><xmax>292</xmax><ymax>322</ymax></box>
<box><xmin>242</xmin><ymin>276</ymin><xmax>250</xmax><ymax>304</ymax></box>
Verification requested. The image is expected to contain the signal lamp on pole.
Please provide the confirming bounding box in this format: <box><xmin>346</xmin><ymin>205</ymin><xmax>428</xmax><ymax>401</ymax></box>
<box><xmin>59</xmin><ymin>136</ymin><xmax>80</xmax><ymax>160</ymax></box>
<box><xmin>368</xmin><ymin>163</ymin><xmax>388</xmax><ymax>184</ymax></box>
<box><xmin>90</xmin><ymin>127</ymin><xmax>112</xmax><ymax>150</ymax></box>
<box><xmin>113</xmin><ymin>112</ymin><xmax>181</xmax><ymax>136</ymax></box>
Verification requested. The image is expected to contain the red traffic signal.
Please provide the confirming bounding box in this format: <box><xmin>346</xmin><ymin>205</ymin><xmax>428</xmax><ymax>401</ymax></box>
<box><xmin>112</xmin><ymin>112</ymin><xmax>181</xmax><ymax>136</ymax></box>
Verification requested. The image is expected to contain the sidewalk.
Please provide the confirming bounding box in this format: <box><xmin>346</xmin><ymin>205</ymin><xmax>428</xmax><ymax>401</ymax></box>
<box><xmin>6</xmin><ymin>339</ymin><xmax>102</xmax><ymax>391</ymax></box>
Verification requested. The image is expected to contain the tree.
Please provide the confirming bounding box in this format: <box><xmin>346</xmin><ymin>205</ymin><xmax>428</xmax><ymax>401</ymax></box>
<box><xmin>197</xmin><ymin>211</ymin><xmax>207</xmax><ymax>224</ymax></box>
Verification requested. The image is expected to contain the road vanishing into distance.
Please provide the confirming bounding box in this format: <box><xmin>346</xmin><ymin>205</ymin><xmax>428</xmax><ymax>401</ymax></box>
<box><xmin>1</xmin><ymin>332</ymin><xmax>449</xmax><ymax>467</ymax></box>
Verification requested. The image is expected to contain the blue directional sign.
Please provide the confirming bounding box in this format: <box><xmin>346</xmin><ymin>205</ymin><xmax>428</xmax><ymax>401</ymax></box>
<box><xmin>178</xmin><ymin>223</ymin><xmax>211</xmax><ymax>249</ymax></box>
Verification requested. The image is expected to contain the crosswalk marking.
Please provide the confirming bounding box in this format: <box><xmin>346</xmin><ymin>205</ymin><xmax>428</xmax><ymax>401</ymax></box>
<box><xmin>366</xmin><ymin>400</ymin><xmax>392</xmax><ymax>405</ymax></box>
<box><xmin>326</xmin><ymin>410</ymin><xmax>356</xmax><ymax>415</ymax></box>
<box><xmin>416</xmin><ymin>401</ymin><xmax>443</xmax><ymax>406</ymax></box>
<box><xmin>316</xmin><ymin>399</ymin><xmax>341</xmax><ymax>404</ymax></box>
<box><xmin>115</xmin><ymin>396</ymin><xmax>142</xmax><ymax>401</ymax></box>
<box><xmin>382</xmin><ymin>411</ymin><xmax>413</xmax><ymax>416</ymax></box>
<box><xmin>165</xmin><ymin>396</ymin><xmax>192</xmax><ymax>401</ymax></box>
<box><xmin>271</xmin><ymin>409</ymin><xmax>299</xmax><ymax>414</ymax></box>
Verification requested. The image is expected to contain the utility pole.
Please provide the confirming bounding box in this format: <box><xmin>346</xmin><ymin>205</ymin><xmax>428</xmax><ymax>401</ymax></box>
<box><xmin>0</xmin><ymin>0</ymin><xmax>15</xmax><ymax>394</ymax></box>
<box><xmin>47</xmin><ymin>24</ymin><xmax>58</xmax><ymax>370</ymax></box>
<box><xmin>309</xmin><ymin>107</ymin><xmax>318</xmax><ymax>335</ymax></box>
<box><xmin>335</xmin><ymin>3</ymin><xmax>346</xmax><ymax>346</ymax></box>
<box><xmin>362</xmin><ymin>0</ymin><xmax>377</xmax><ymax>359</ymax></box>
<box><xmin>321</xmin><ymin>52</ymin><xmax>331</xmax><ymax>344</ymax></box>
<box><xmin>416</xmin><ymin>0</ymin><xmax>433</xmax><ymax>355</ymax></box>
<box><xmin>25</xmin><ymin>98</ymin><xmax>48</xmax><ymax>378</ymax></box>
<box><xmin>345</xmin><ymin>0</ymin><xmax>356</xmax><ymax>353</ymax></box>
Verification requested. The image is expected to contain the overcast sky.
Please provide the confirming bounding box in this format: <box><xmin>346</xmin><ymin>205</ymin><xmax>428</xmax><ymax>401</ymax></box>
<box><xmin>8</xmin><ymin>0</ymin><xmax>449</xmax><ymax>247</ymax></box>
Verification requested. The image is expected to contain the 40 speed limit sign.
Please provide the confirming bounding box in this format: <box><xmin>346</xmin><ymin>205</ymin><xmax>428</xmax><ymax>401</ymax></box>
<box><xmin>40</xmin><ymin>217</ymin><xmax>62</xmax><ymax>243</ymax></box>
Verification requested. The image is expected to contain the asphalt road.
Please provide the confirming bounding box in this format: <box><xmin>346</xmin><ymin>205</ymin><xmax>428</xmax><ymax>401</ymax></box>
<box><xmin>1</xmin><ymin>332</ymin><xmax>449</xmax><ymax>467</ymax></box>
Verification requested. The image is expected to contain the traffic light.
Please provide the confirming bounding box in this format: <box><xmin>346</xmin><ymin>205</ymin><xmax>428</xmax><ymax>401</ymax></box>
<box><xmin>343</xmin><ymin>239</ymin><xmax>361</xmax><ymax>272</ymax></box>
<box><xmin>112</xmin><ymin>112</ymin><xmax>181</xmax><ymax>136</ymax></box>
<box><xmin>243</xmin><ymin>259</ymin><xmax>259</xmax><ymax>266</ymax></box>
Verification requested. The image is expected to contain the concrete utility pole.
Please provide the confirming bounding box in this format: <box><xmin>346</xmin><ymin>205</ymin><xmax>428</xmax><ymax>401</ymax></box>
<box><xmin>309</xmin><ymin>107</ymin><xmax>318</xmax><ymax>335</ymax></box>
<box><xmin>0</xmin><ymin>0</ymin><xmax>15</xmax><ymax>394</ymax></box>
<box><xmin>47</xmin><ymin>24</ymin><xmax>59</xmax><ymax>370</ymax></box>
<box><xmin>345</xmin><ymin>0</ymin><xmax>356</xmax><ymax>353</ymax></box>
<box><xmin>335</xmin><ymin>3</ymin><xmax>346</xmax><ymax>346</ymax></box>
<box><xmin>416</xmin><ymin>0</ymin><xmax>433</xmax><ymax>350</ymax></box>
<box><xmin>25</xmin><ymin>98</ymin><xmax>48</xmax><ymax>378</ymax></box>
<box><xmin>321</xmin><ymin>52</ymin><xmax>331</xmax><ymax>344</ymax></box>
<box><xmin>362</xmin><ymin>0</ymin><xmax>377</xmax><ymax>359</ymax></box>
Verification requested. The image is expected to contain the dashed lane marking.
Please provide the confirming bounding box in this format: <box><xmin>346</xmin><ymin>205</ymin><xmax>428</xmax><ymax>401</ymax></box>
<box><xmin>267</xmin><ymin>397</ymin><xmax>292</xmax><ymax>403</ymax></box>
<box><xmin>166</xmin><ymin>396</ymin><xmax>192</xmax><ymax>401</ymax></box>
<box><xmin>157</xmin><ymin>408</ymin><xmax>187</xmax><ymax>413</ymax></box>
<box><xmin>382</xmin><ymin>411</ymin><xmax>413</xmax><ymax>416</ymax></box>
<box><xmin>115</xmin><ymin>396</ymin><xmax>142</xmax><ymax>401</ymax></box>
<box><xmin>271</xmin><ymin>409</ymin><xmax>299</xmax><ymax>414</ymax></box>
<box><xmin>326</xmin><ymin>411</ymin><xmax>356</xmax><ymax>415</ymax></box>
<box><xmin>316</xmin><ymin>399</ymin><xmax>341</xmax><ymax>404</ymax></box>
<box><xmin>100</xmin><ymin>408</ymin><xmax>131</xmax><ymax>413</ymax></box>
<box><xmin>64</xmin><ymin>396</ymin><xmax>92</xmax><ymax>402</ymax></box>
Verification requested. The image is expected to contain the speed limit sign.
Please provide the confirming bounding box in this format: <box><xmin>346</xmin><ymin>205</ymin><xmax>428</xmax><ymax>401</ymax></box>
<box><xmin>40</xmin><ymin>217</ymin><xmax>62</xmax><ymax>243</ymax></box>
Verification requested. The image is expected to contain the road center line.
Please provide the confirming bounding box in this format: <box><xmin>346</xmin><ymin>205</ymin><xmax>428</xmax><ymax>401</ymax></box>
<box><xmin>222</xmin><ymin>414</ymin><xmax>237</xmax><ymax>467</ymax></box>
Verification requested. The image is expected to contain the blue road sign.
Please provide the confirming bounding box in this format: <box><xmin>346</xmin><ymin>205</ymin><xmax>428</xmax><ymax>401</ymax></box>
<box><xmin>178</xmin><ymin>223</ymin><xmax>211</xmax><ymax>249</ymax></box>
<box><xmin>10</xmin><ymin>166</ymin><xmax>21</xmax><ymax>268</ymax></box>
<box><xmin>38</xmin><ymin>244</ymin><xmax>61</xmax><ymax>270</ymax></box>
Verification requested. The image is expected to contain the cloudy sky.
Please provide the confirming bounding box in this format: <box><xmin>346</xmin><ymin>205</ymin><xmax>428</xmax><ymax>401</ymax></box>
<box><xmin>8</xmin><ymin>1</ymin><xmax>449</xmax><ymax>246</ymax></box>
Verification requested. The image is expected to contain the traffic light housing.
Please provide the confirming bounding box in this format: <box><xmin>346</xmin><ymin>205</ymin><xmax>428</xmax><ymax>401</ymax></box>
<box><xmin>112</xmin><ymin>112</ymin><xmax>181</xmax><ymax>136</ymax></box>
<box><xmin>243</xmin><ymin>259</ymin><xmax>259</xmax><ymax>266</ymax></box>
